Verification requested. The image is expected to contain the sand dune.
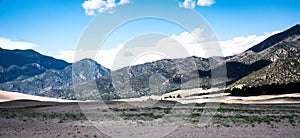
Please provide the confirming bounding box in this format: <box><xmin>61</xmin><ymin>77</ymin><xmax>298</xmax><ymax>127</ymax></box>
<box><xmin>223</xmin><ymin>93</ymin><xmax>300</xmax><ymax>104</ymax></box>
<box><xmin>0</xmin><ymin>90</ymin><xmax>77</xmax><ymax>103</ymax></box>
<box><xmin>175</xmin><ymin>93</ymin><xmax>300</xmax><ymax>104</ymax></box>
<box><xmin>2</xmin><ymin>89</ymin><xmax>300</xmax><ymax>105</ymax></box>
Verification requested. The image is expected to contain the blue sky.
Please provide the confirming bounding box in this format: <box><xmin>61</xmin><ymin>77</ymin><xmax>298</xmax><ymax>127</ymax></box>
<box><xmin>0</xmin><ymin>0</ymin><xmax>300</xmax><ymax>67</ymax></box>
<box><xmin>0</xmin><ymin>0</ymin><xmax>92</xmax><ymax>53</ymax></box>
<box><xmin>196</xmin><ymin>0</ymin><xmax>300</xmax><ymax>39</ymax></box>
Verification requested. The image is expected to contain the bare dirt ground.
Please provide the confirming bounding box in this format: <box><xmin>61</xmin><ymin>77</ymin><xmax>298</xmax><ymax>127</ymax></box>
<box><xmin>0</xmin><ymin>100</ymin><xmax>300</xmax><ymax>138</ymax></box>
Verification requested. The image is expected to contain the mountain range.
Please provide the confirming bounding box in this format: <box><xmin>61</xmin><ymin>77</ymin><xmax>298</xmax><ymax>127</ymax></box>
<box><xmin>0</xmin><ymin>58</ymin><xmax>110</xmax><ymax>95</ymax></box>
<box><xmin>0</xmin><ymin>24</ymin><xmax>299</xmax><ymax>100</ymax></box>
<box><xmin>0</xmin><ymin>48</ymin><xmax>70</xmax><ymax>83</ymax></box>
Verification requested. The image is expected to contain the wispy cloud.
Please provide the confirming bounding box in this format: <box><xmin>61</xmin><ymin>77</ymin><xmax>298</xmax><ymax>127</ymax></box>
<box><xmin>197</xmin><ymin>0</ymin><xmax>215</xmax><ymax>7</ymax></box>
<box><xmin>81</xmin><ymin>0</ymin><xmax>216</xmax><ymax>15</ymax></box>
<box><xmin>179</xmin><ymin>0</ymin><xmax>196</xmax><ymax>9</ymax></box>
<box><xmin>179</xmin><ymin>0</ymin><xmax>216</xmax><ymax>9</ymax></box>
<box><xmin>170</xmin><ymin>28</ymin><xmax>209</xmax><ymax>57</ymax></box>
<box><xmin>82</xmin><ymin>0</ymin><xmax>132</xmax><ymax>16</ymax></box>
<box><xmin>51</xmin><ymin>44</ymin><xmax>124</xmax><ymax>69</ymax></box>
<box><xmin>118</xmin><ymin>0</ymin><xmax>131</xmax><ymax>5</ymax></box>
<box><xmin>220</xmin><ymin>31</ymin><xmax>280</xmax><ymax>56</ymax></box>
<box><xmin>0</xmin><ymin>37</ymin><xmax>37</xmax><ymax>50</ymax></box>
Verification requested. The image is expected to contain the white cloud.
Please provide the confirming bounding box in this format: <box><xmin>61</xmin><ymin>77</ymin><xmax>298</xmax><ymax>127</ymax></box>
<box><xmin>171</xmin><ymin>28</ymin><xmax>205</xmax><ymax>44</ymax></box>
<box><xmin>0</xmin><ymin>37</ymin><xmax>37</xmax><ymax>50</ymax></box>
<box><xmin>52</xmin><ymin>44</ymin><xmax>124</xmax><ymax>69</ymax></box>
<box><xmin>197</xmin><ymin>0</ymin><xmax>215</xmax><ymax>6</ymax></box>
<box><xmin>179</xmin><ymin>0</ymin><xmax>196</xmax><ymax>9</ymax></box>
<box><xmin>82</xmin><ymin>0</ymin><xmax>132</xmax><ymax>16</ymax></box>
<box><xmin>170</xmin><ymin>28</ymin><xmax>209</xmax><ymax>57</ymax></box>
<box><xmin>52</xmin><ymin>50</ymin><xmax>76</xmax><ymax>63</ymax></box>
<box><xmin>171</xmin><ymin>29</ymin><xmax>281</xmax><ymax>57</ymax></box>
<box><xmin>220</xmin><ymin>31</ymin><xmax>280</xmax><ymax>56</ymax></box>
<box><xmin>118</xmin><ymin>0</ymin><xmax>131</xmax><ymax>5</ymax></box>
<box><xmin>180</xmin><ymin>0</ymin><xmax>215</xmax><ymax>9</ymax></box>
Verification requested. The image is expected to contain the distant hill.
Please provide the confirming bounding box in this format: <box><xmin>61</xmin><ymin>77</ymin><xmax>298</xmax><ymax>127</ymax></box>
<box><xmin>0</xmin><ymin>48</ymin><xmax>70</xmax><ymax>83</ymax></box>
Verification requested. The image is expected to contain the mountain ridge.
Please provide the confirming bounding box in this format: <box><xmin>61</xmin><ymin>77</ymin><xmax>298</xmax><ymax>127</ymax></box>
<box><xmin>1</xmin><ymin>24</ymin><xmax>300</xmax><ymax>100</ymax></box>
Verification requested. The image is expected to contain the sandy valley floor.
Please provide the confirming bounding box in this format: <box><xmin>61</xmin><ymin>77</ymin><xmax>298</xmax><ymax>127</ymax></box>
<box><xmin>0</xmin><ymin>99</ymin><xmax>300</xmax><ymax>138</ymax></box>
